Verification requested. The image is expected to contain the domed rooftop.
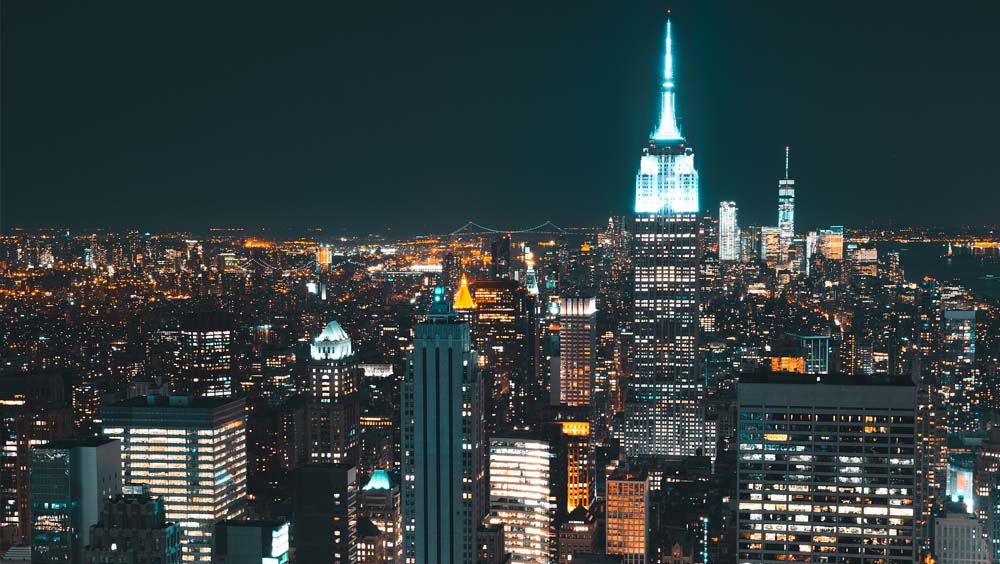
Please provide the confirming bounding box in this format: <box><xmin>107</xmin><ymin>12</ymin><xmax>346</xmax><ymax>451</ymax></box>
<box><xmin>362</xmin><ymin>469</ymin><xmax>393</xmax><ymax>491</ymax></box>
<box><xmin>310</xmin><ymin>320</ymin><xmax>352</xmax><ymax>361</ymax></box>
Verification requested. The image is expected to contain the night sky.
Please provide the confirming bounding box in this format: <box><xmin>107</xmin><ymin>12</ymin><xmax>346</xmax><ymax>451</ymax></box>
<box><xmin>3</xmin><ymin>1</ymin><xmax>999</xmax><ymax>235</ymax></box>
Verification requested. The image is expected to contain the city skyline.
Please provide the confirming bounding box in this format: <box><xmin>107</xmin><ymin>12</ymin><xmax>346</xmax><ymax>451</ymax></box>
<box><xmin>4</xmin><ymin>1</ymin><xmax>1000</xmax><ymax>233</ymax></box>
<box><xmin>2</xmin><ymin>4</ymin><xmax>1000</xmax><ymax>564</ymax></box>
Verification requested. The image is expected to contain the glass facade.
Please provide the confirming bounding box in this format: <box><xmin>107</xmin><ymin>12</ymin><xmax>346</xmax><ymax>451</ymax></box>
<box><xmin>737</xmin><ymin>376</ymin><xmax>916</xmax><ymax>563</ymax></box>
<box><xmin>488</xmin><ymin>435</ymin><xmax>556</xmax><ymax>564</ymax></box>
<box><xmin>719</xmin><ymin>201</ymin><xmax>740</xmax><ymax>261</ymax></box>
<box><xmin>103</xmin><ymin>397</ymin><xmax>247</xmax><ymax>563</ymax></box>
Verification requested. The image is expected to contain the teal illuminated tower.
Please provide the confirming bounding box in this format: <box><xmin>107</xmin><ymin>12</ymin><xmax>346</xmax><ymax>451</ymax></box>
<box><xmin>627</xmin><ymin>17</ymin><xmax>707</xmax><ymax>459</ymax></box>
<box><xmin>402</xmin><ymin>287</ymin><xmax>486</xmax><ymax>564</ymax></box>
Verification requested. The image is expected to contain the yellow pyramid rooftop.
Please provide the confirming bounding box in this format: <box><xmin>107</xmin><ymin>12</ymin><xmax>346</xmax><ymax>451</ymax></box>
<box><xmin>453</xmin><ymin>275</ymin><xmax>476</xmax><ymax>310</ymax></box>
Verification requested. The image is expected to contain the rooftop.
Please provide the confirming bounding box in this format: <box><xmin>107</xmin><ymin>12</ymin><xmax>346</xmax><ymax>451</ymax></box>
<box><xmin>739</xmin><ymin>372</ymin><xmax>914</xmax><ymax>387</ymax></box>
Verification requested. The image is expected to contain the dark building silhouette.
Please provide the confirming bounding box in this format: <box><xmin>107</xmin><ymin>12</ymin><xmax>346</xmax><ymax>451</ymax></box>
<box><xmin>293</xmin><ymin>464</ymin><xmax>357</xmax><ymax>564</ymax></box>
<box><xmin>82</xmin><ymin>485</ymin><xmax>181</xmax><ymax>564</ymax></box>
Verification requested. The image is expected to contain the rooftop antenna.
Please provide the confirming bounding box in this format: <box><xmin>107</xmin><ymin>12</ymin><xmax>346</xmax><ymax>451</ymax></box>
<box><xmin>784</xmin><ymin>146</ymin><xmax>790</xmax><ymax>179</ymax></box>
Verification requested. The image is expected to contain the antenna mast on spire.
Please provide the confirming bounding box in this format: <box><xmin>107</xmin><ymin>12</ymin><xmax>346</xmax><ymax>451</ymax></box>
<box><xmin>784</xmin><ymin>146</ymin><xmax>790</xmax><ymax>179</ymax></box>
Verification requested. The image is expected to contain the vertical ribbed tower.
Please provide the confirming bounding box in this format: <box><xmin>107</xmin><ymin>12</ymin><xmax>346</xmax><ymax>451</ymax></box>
<box><xmin>626</xmin><ymin>16</ymin><xmax>706</xmax><ymax>459</ymax></box>
<box><xmin>402</xmin><ymin>287</ymin><xmax>485</xmax><ymax>564</ymax></box>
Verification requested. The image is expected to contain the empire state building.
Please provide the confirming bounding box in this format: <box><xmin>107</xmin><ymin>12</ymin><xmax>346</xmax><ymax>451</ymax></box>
<box><xmin>626</xmin><ymin>17</ymin><xmax>708</xmax><ymax>459</ymax></box>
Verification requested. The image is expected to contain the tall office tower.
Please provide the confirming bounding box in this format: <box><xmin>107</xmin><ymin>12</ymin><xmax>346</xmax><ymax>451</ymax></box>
<box><xmin>816</xmin><ymin>226</ymin><xmax>845</xmax><ymax>260</ymax></box>
<box><xmin>555</xmin><ymin>422</ymin><xmax>594</xmax><ymax>514</ymax></box>
<box><xmin>915</xmin><ymin>363</ymin><xmax>948</xmax><ymax>551</ymax></box>
<box><xmin>82</xmin><ymin>485</ymin><xmax>182</xmax><ymax>564</ymax></box>
<box><xmin>30</xmin><ymin>437</ymin><xmax>121</xmax><ymax>564</ymax></box>
<box><xmin>213</xmin><ymin>520</ymin><xmax>290</xmax><ymax>564</ymax></box>
<box><xmin>317</xmin><ymin>244</ymin><xmax>333</xmax><ymax>272</ymax></box>
<box><xmin>1</xmin><ymin>372</ymin><xmax>74</xmax><ymax>543</ymax></box>
<box><xmin>973</xmin><ymin>428</ymin><xmax>1000</xmax><ymax>555</ymax></box>
<box><xmin>605</xmin><ymin>470</ymin><xmax>649</xmax><ymax>564</ymax></box>
<box><xmin>488</xmin><ymin>431</ymin><xmax>564</xmax><ymax>564</ymax></box>
<box><xmin>933</xmin><ymin>499</ymin><xmax>990</xmax><ymax>564</ymax></box>
<box><xmin>402</xmin><ymin>287</ymin><xmax>485</xmax><ymax>564</ymax></box>
<box><xmin>737</xmin><ymin>374</ymin><xmax>916</xmax><ymax>562</ymax></box>
<box><xmin>759</xmin><ymin>227</ymin><xmax>782</xmax><ymax>270</ymax></box>
<box><xmin>846</xmin><ymin>242</ymin><xmax>879</xmax><ymax>278</ymax></box>
<box><xmin>294</xmin><ymin>464</ymin><xmax>358</xmax><ymax>564</ymax></box>
<box><xmin>442</xmin><ymin>252</ymin><xmax>461</xmax><ymax>294</ymax></box>
<box><xmin>556</xmin><ymin>297</ymin><xmax>597</xmax><ymax>408</ymax></box>
<box><xmin>491</xmin><ymin>234</ymin><xmax>512</xmax><ymax>279</ymax></box>
<box><xmin>470</xmin><ymin>279</ymin><xmax>535</xmax><ymax>429</ymax></box>
<box><xmin>524</xmin><ymin>246</ymin><xmax>540</xmax><ymax>296</ymax></box>
<box><xmin>941</xmin><ymin>309</ymin><xmax>978</xmax><ymax>434</ymax></box>
<box><xmin>173</xmin><ymin>311</ymin><xmax>235</xmax><ymax>397</ymax></box>
<box><xmin>307</xmin><ymin>320</ymin><xmax>361</xmax><ymax>464</ymax></box>
<box><xmin>628</xmin><ymin>17</ymin><xmax>705</xmax><ymax>459</ymax></box>
<box><xmin>718</xmin><ymin>201</ymin><xmax>740</xmax><ymax>261</ymax></box>
<box><xmin>103</xmin><ymin>396</ymin><xmax>247</xmax><ymax>563</ymax></box>
<box><xmin>361</xmin><ymin>469</ymin><xmax>402</xmax><ymax>564</ymax></box>
<box><xmin>776</xmin><ymin>146</ymin><xmax>795</xmax><ymax>266</ymax></box>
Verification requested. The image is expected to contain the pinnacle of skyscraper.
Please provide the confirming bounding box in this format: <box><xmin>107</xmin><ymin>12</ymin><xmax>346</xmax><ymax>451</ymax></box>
<box><xmin>650</xmin><ymin>18</ymin><xmax>683</xmax><ymax>143</ymax></box>
<box><xmin>784</xmin><ymin>145</ymin><xmax>791</xmax><ymax>179</ymax></box>
<box><xmin>453</xmin><ymin>274</ymin><xmax>476</xmax><ymax>310</ymax></box>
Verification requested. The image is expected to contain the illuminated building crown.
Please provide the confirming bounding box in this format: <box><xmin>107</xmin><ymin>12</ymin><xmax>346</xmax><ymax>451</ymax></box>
<box><xmin>310</xmin><ymin>320</ymin><xmax>352</xmax><ymax>361</ymax></box>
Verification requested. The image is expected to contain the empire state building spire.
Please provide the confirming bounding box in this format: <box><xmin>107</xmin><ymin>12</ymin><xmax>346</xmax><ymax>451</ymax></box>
<box><xmin>651</xmin><ymin>18</ymin><xmax>683</xmax><ymax>143</ymax></box>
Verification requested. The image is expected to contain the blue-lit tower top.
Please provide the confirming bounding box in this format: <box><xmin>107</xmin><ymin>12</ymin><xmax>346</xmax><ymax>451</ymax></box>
<box><xmin>651</xmin><ymin>18</ymin><xmax>683</xmax><ymax>143</ymax></box>
<box><xmin>635</xmin><ymin>16</ymin><xmax>699</xmax><ymax>214</ymax></box>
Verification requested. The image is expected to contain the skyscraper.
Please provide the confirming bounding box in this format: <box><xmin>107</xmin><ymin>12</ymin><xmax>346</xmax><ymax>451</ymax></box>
<box><xmin>777</xmin><ymin>146</ymin><xmax>795</xmax><ymax>267</ymax></box>
<box><xmin>628</xmin><ymin>17</ymin><xmax>705</xmax><ymax>458</ymax></box>
<box><xmin>402</xmin><ymin>287</ymin><xmax>485</xmax><ymax>564</ymax></box>
<box><xmin>103</xmin><ymin>396</ymin><xmax>247</xmax><ymax>563</ymax></box>
<box><xmin>556</xmin><ymin>297</ymin><xmax>596</xmax><ymax>408</ymax></box>
<box><xmin>470</xmin><ymin>279</ymin><xmax>535</xmax><ymax>429</ymax></box>
<box><xmin>718</xmin><ymin>201</ymin><xmax>740</xmax><ymax>262</ymax></box>
<box><xmin>307</xmin><ymin>320</ymin><xmax>361</xmax><ymax>465</ymax></box>
<box><xmin>82</xmin><ymin>485</ymin><xmax>182</xmax><ymax>564</ymax></box>
<box><xmin>488</xmin><ymin>431</ymin><xmax>561</xmax><ymax>564</ymax></box>
<box><xmin>760</xmin><ymin>226</ymin><xmax>781</xmax><ymax>270</ymax></box>
<box><xmin>941</xmin><ymin>309</ymin><xmax>978</xmax><ymax>434</ymax></box>
<box><xmin>293</xmin><ymin>464</ymin><xmax>358</xmax><ymax>564</ymax></box>
<box><xmin>173</xmin><ymin>311</ymin><xmax>235</xmax><ymax>397</ymax></box>
<box><xmin>605</xmin><ymin>470</ymin><xmax>649</xmax><ymax>564</ymax></box>
<box><xmin>30</xmin><ymin>437</ymin><xmax>122</xmax><ymax>564</ymax></box>
<box><xmin>361</xmin><ymin>469</ymin><xmax>402</xmax><ymax>564</ymax></box>
<box><xmin>737</xmin><ymin>373</ymin><xmax>916</xmax><ymax>562</ymax></box>
<box><xmin>816</xmin><ymin>226</ymin><xmax>845</xmax><ymax>260</ymax></box>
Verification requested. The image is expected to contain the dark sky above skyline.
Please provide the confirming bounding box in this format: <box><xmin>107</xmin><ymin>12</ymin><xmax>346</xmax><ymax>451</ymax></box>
<box><xmin>3</xmin><ymin>1</ymin><xmax>999</xmax><ymax>235</ymax></box>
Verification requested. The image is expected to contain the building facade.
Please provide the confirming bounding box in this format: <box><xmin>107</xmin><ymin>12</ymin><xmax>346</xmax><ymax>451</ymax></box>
<box><xmin>488</xmin><ymin>432</ymin><xmax>560</xmax><ymax>564</ymax></box>
<box><xmin>213</xmin><ymin>520</ymin><xmax>290</xmax><ymax>564</ymax></box>
<box><xmin>82</xmin><ymin>485</ymin><xmax>181</xmax><ymax>564</ymax></box>
<box><xmin>30</xmin><ymin>437</ymin><xmax>122</xmax><ymax>564</ymax></box>
<box><xmin>557</xmin><ymin>297</ymin><xmax>596</xmax><ymax>408</ymax></box>
<box><xmin>606</xmin><ymin>471</ymin><xmax>649</xmax><ymax>564</ymax></box>
<box><xmin>102</xmin><ymin>396</ymin><xmax>247</xmax><ymax>563</ymax></box>
<box><xmin>402</xmin><ymin>287</ymin><xmax>486</xmax><ymax>564</ymax></box>
<box><xmin>293</xmin><ymin>464</ymin><xmax>357</xmax><ymax>564</ymax></box>
<box><xmin>718</xmin><ymin>201</ymin><xmax>740</xmax><ymax>262</ymax></box>
<box><xmin>737</xmin><ymin>374</ymin><xmax>916</xmax><ymax>562</ymax></box>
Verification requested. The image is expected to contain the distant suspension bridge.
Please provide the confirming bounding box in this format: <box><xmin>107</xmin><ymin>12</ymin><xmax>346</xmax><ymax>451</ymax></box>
<box><xmin>448</xmin><ymin>220</ymin><xmax>567</xmax><ymax>237</ymax></box>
